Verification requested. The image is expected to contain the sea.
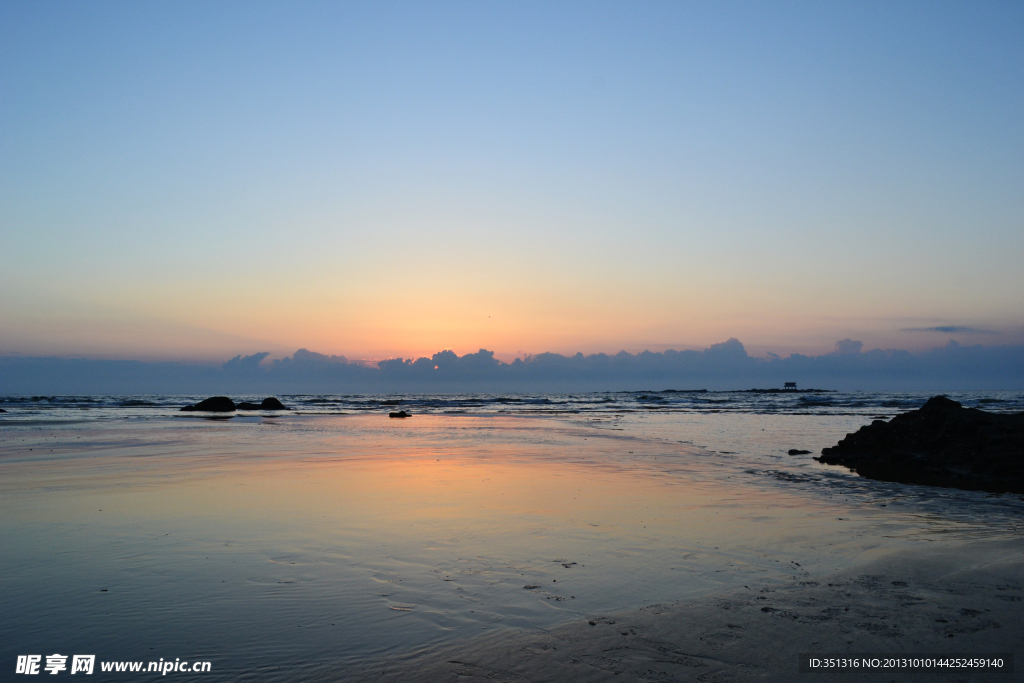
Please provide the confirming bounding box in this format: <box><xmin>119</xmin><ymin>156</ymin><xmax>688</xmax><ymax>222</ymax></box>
<box><xmin>2</xmin><ymin>390</ymin><xmax>1022</xmax><ymax>680</ymax></box>
<box><xmin>4</xmin><ymin>388</ymin><xmax>1023</xmax><ymax>520</ymax></box>
<box><xmin>5</xmin><ymin>388</ymin><xmax>1023</xmax><ymax>422</ymax></box>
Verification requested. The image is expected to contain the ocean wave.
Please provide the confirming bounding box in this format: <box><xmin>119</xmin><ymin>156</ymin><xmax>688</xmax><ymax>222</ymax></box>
<box><xmin>1</xmin><ymin>390</ymin><xmax>1022</xmax><ymax>422</ymax></box>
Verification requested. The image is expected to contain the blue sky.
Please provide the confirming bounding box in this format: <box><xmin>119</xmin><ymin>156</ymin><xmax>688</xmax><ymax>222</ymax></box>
<box><xmin>2</xmin><ymin>1</ymin><xmax>1022</xmax><ymax>361</ymax></box>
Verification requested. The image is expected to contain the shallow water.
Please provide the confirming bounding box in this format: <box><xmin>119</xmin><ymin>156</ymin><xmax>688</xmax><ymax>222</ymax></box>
<box><xmin>1</xmin><ymin>400</ymin><xmax>1022</xmax><ymax>680</ymax></box>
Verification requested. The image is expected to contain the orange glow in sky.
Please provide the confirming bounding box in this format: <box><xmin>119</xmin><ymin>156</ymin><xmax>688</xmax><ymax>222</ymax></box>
<box><xmin>2</xmin><ymin>4</ymin><xmax>1022</xmax><ymax>362</ymax></box>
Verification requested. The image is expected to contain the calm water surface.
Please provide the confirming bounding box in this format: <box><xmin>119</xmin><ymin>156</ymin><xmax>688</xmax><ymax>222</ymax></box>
<box><xmin>1</xmin><ymin>392</ymin><xmax>1022</xmax><ymax>680</ymax></box>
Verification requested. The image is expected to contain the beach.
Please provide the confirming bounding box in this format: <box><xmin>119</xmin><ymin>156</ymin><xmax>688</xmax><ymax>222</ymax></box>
<box><xmin>1</xmin><ymin>396</ymin><xmax>1021</xmax><ymax>681</ymax></box>
<box><xmin>367</xmin><ymin>538</ymin><xmax>1024</xmax><ymax>682</ymax></box>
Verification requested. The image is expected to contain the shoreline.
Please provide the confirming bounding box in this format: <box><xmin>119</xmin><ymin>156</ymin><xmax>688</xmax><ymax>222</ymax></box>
<box><xmin>361</xmin><ymin>538</ymin><xmax>1023</xmax><ymax>681</ymax></box>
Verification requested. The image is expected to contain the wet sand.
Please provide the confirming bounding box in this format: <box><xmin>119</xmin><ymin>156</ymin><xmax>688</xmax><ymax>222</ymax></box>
<box><xmin>364</xmin><ymin>539</ymin><xmax>1023</xmax><ymax>681</ymax></box>
<box><xmin>1</xmin><ymin>413</ymin><xmax>1020</xmax><ymax>680</ymax></box>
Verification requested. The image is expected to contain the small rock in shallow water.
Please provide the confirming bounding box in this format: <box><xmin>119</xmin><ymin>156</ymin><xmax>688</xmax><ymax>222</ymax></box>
<box><xmin>180</xmin><ymin>397</ymin><xmax>235</xmax><ymax>412</ymax></box>
<box><xmin>259</xmin><ymin>397</ymin><xmax>288</xmax><ymax>410</ymax></box>
<box><xmin>788</xmin><ymin>449</ymin><xmax>811</xmax><ymax>455</ymax></box>
<box><xmin>237</xmin><ymin>397</ymin><xmax>289</xmax><ymax>411</ymax></box>
<box><xmin>389</xmin><ymin>411</ymin><xmax>411</xmax><ymax>418</ymax></box>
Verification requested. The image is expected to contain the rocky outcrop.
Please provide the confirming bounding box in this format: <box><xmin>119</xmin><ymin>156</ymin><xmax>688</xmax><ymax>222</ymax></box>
<box><xmin>180</xmin><ymin>396</ymin><xmax>236</xmax><ymax>412</ymax></box>
<box><xmin>237</xmin><ymin>397</ymin><xmax>289</xmax><ymax>411</ymax></box>
<box><xmin>817</xmin><ymin>396</ymin><xmax>1024</xmax><ymax>493</ymax></box>
<box><xmin>389</xmin><ymin>410</ymin><xmax>411</xmax><ymax>418</ymax></box>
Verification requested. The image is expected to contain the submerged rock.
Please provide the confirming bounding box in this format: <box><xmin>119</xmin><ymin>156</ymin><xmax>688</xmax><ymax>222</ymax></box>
<box><xmin>389</xmin><ymin>410</ymin><xmax>411</xmax><ymax>418</ymax></box>
<box><xmin>788</xmin><ymin>449</ymin><xmax>811</xmax><ymax>455</ymax></box>
<box><xmin>180</xmin><ymin>396</ymin><xmax>236</xmax><ymax>412</ymax></box>
<box><xmin>237</xmin><ymin>397</ymin><xmax>289</xmax><ymax>411</ymax></box>
<box><xmin>816</xmin><ymin>396</ymin><xmax>1024</xmax><ymax>493</ymax></box>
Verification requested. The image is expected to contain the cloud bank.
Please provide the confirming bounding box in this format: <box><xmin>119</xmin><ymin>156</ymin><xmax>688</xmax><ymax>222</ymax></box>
<box><xmin>2</xmin><ymin>339</ymin><xmax>1024</xmax><ymax>394</ymax></box>
<box><xmin>902</xmin><ymin>326</ymin><xmax>1001</xmax><ymax>335</ymax></box>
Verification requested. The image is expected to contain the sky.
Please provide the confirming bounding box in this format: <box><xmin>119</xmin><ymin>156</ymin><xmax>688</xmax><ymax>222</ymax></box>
<box><xmin>2</xmin><ymin>1</ymin><xmax>1022</xmax><ymax>364</ymax></box>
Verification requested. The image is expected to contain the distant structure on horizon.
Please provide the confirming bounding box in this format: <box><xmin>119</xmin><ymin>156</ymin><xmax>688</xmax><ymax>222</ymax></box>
<box><xmin>784</xmin><ymin>382</ymin><xmax>797</xmax><ymax>390</ymax></box>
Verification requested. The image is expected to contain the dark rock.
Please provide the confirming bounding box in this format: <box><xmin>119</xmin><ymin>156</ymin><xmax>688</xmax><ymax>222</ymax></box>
<box><xmin>260</xmin><ymin>397</ymin><xmax>288</xmax><ymax>410</ymax></box>
<box><xmin>389</xmin><ymin>410</ymin><xmax>411</xmax><ymax>418</ymax></box>
<box><xmin>236</xmin><ymin>397</ymin><xmax>289</xmax><ymax>411</ymax></box>
<box><xmin>788</xmin><ymin>449</ymin><xmax>811</xmax><ymax>455</ymax></box>
<box><xmin>816</xmin><ymin>396</ymin><xmax>1024</xmax><ymax>493</ymax></box>
<box><xmin>180</xmin><ymin>396</ymin><xmax>236</xmax><ymax>412</ymax></box>
<box><xmin>0</xmin><ymin>408</ymin><xmax>6</xmax><ymax>413</ymax></box>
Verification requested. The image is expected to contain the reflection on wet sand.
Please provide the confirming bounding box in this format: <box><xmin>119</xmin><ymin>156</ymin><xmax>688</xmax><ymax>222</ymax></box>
<box><xmin>0</xmin><ymin>415</ymin><xmax>1018</xmax><ymax>681</ymax></box>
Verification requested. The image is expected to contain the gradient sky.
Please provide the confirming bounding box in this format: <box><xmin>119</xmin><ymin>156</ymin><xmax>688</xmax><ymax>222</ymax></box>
<box><xmin>2</xmin><ymin>1</ymin><xmax>1022</xmax><ymax>362</ymax></box>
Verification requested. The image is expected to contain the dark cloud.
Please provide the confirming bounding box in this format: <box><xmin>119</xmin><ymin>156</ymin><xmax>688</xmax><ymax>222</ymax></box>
<box><xmin>902</xmin><ymin>326</ymin><xmax>1001</xmax><ymax>334</ymax></box>
<box><xmin>223</xmin><ymin>352</ymin><xmax>269</xmax><ymax>372</ymax></box>
<box><xmin>2</xmin><ymin>338</ymin><xmax>1024</xmax><ymax>393</ymax></box>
